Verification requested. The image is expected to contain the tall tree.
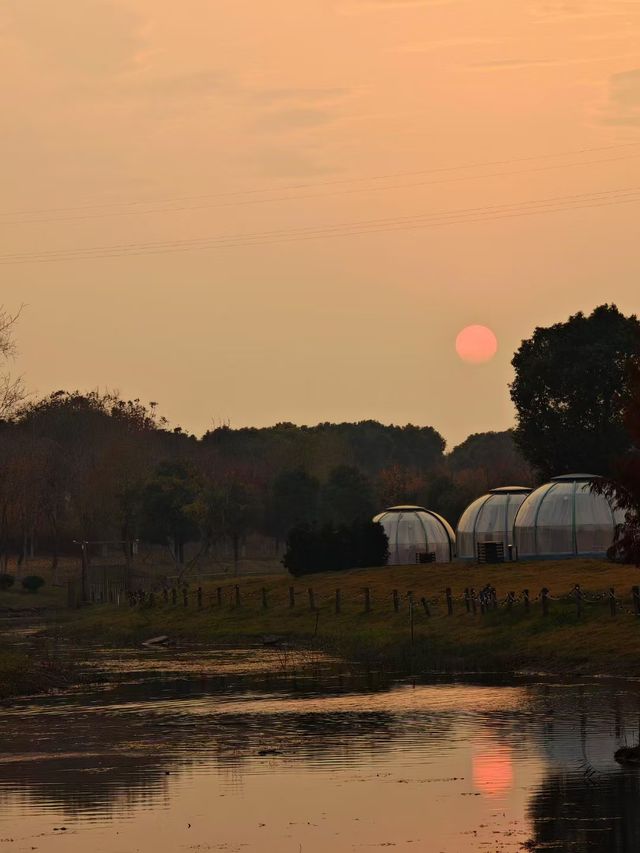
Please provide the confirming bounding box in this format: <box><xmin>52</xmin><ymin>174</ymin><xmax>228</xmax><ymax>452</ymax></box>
<box><xmin>139</xmin><ymin>461</ymin><xmax>200</xmax><ymax>564</ymax></box>
<box><xmin>321</xmin><ymin>465</ymin><xmax>375</xmax><ymax>525</ymax></box>
<box><xmin>270</xmin><ymin>468</ymin><xmax>320</xmax><ymax>544</ymax></box>
<box><xmin>510</xmin><ymin>304</ymin><xmax>640</xmax><ymax>478</ymax></box>
<box><xmin>376</xmin><ymin>464</ymin><xmax>425</xmax><ymax>507</ymax></box>
<box><xmin>592</xmin><ymin>357</ymin><xmax>640</xmax><ymax>564</ymax></box>
<box><xmin>447</xmin><ymin>430</ymin><xmax>533</xmax><ymax>488</ymax></box>
<box><xmin>0</xmin><ymin>306</ymin><xmax>25</xmax><ymax>419</ymax></box>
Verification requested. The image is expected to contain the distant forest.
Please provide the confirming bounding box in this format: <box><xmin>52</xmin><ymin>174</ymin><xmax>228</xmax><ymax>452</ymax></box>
<box><xmin>1</xmin><ymin>302</ymin><xmax>638</xmax><ymax>572</ymax></box>
<box><xmin>0</xmin><ymin>390</ymin><xmax>532</xmax><ymax>568</ymax></box>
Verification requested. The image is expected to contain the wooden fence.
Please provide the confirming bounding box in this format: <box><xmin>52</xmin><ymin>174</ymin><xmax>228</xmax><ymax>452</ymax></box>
<box><xmin>103</xmin><ymin>581</ymin><xmax>640</xmax><ymax>622</ymax></box>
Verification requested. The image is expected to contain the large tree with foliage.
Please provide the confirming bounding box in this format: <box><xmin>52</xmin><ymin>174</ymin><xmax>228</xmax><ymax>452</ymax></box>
<box><xmin>592</xmin><ymin>357</ymin><xmax>640</xmax><ymax>564</ymax></box>
<box><xmin>447</xmin><ymin>430</ymin><xmax>533</xmax><ymax>487</ymax></box>
<box><xmin>321</xmin><ymin>465</ymin><xmax>375</xmax><ymax>525</ymax></box>
<box><xmin>269</xmin><ymin>467</ymin><xmax>320</xmax><ymax>544</ymax></box>
<box><xmin>510</xmin><ymin>304</ymin><xmax>640</xmax><ymax>479</ymax></box>
<box><xmin>139</xmin><ymin>461</ymin><xmax>200</xmax><ymax>564</ymax></box>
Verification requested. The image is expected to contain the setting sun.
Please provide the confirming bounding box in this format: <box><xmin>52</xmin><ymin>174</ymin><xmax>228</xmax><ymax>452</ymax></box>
<box><xmin>456</xmin><ymin>325</ymin><xmax>498</xmax><ymax>365</ymax></box>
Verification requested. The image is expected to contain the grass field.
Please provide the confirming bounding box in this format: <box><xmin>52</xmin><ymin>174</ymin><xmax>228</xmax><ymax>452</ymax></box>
<box><xmin>22</xmin><ymin>557</ymin><xmax>639</xmax><ymax>679</ymax></box>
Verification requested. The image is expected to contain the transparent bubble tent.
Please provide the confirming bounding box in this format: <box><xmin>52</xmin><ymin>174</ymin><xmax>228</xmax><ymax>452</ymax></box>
<box><xmin>513</xmin><ymin>474</ymin><xmax>625</xmax><ymax>559</ymax></box>
<box><xmin>456</xmin><ymin>486</ymin><xmax>531</xmax><ymax>561</ymax></box>
<box><xmin>373</xmin><ymin>505</ymin><xmax>456</xmax><ymax>564</ymax></box>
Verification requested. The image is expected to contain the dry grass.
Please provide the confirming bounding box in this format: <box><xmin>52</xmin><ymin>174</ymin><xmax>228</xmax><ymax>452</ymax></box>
<box><xmin>48</xmin><ymin>558</ymin><xmax>640</xmax><ymax>678</ymax></box>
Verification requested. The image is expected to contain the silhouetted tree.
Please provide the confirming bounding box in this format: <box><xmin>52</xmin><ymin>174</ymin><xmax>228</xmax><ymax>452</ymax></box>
<box><xmin>270</xmin><ymin>468</ymin><xmax>320</xmax><ymax>544</ymax></box>
<box><xmin>447</xmin><ymin>429</ymin><xmax>533</xmax><ymax>487</ymax></box>
<box><xmin>351</xmin><ymin>519</ymin><xmax>389</xmax><ymax>568</ymax></box>
<box><xmin>376</xmin><ymin>464</ymin><xmax>425</xmax><ymax>507</ymax></box>
<box><xmin>511</xmin><ymin>304</ymin><xmax>640</xmax><ymax>478</ymax></box>
<box><xmin>321</xmin><ymin>465</ymin><xmax>374</xmax><ymax>524</ymax></box>
<box><xmin>139</xmin><ymin>461</ymin><xmax>199</xmax><ymax>564</ymax></box>
<box><xmin>283</xmin><ymin>520</ymin><xmax>388</xmax><ymax>575</ymax></box>
<box><xmin>0</xmin><ymin>306</ymin><xmax>25</xmax><ymax>420</ymax></box>
<box><xmin>592</xmin><ymin>357</ymin><xmax>640</xmax><ymax>564</ymax></box>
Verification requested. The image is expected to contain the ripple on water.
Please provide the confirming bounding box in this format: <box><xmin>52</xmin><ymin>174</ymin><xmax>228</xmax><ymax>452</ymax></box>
<box><xmin>0</xmin><ymin>650</ymin><xmax>639</xmax><ymax>852</ymax></box>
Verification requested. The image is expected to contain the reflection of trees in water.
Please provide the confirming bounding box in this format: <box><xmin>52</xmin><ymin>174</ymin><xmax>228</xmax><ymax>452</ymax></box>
<box><xmin>528</xmin><ymin>770</ymin><xmax>640</xmax><ymax>852</ymax></box>
<box><xmin>0</xmin><ymin>674</ymin><xmax>452</xmax><ymax>817</ymax></box>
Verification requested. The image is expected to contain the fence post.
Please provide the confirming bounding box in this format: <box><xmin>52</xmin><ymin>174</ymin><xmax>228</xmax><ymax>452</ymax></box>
<box><xmin>446</xmin><ymin>587</ymin><xmax>453</xmax><ymax>616</ymax></box>
<box><xmin>216</xmin><ymin>586</ymin><xmax>222</xmax><ymax>607</ymax></box>
<box><xmin>197</xmin><ymin>587</ymin><xmax>203</xmax><ymax>609</ymax></box>
<box><xmin>491</xmin><ymin>587</ymin><xmax>498</xmax><ymax>610</ymax></box>
<box><xmin>573</xmin><ymin>584</ymin><xmax>582</xmax><ymax>619</ymax></box>
<box><xmin>171</xmin><ymin>587</ymin><xmax>177</xmax><ymax>606</ymax></box>
<box><xmin>541</xmin><ymin>587</ymin><xmax>549</xmax><ymax>617</ymax></box>
<box><xmin>289</xmin><ymin>586</ymin><xmax>295</xmax><ymax>609</ymax></box>
<box><xmin>610</xmin><ymin>587</ymin><xmax>616</xmax><ymax>617</ymax></box>
<box><xmin>633</xmin><ymin>586</ymin><xmax>640</xmax><ymax>616</ymax></box>
<box><xmin>335</xmin><ymin>588</ymin><xmax>341</xmax><ymax>614</ymax></box>
<box><xmin>308</xmin><ymin>588</ymin><xmax>316</xmax><ymax>611</ymax></box>
<box><xmin>408</xmin><ymin>593</ymin><xmax>414</xmax><ymax>644</ymax></box>
<box><xmin>234</xmin><ymin>585</ymin><xmax>241</xmax><ymax>608</ymax></box>
<box><xmin>523</xmin><ymin>589</ymin><xmax>530</xmax><ymax>613</ymax></box>
<box><xmin>149</xmin><ymin>591</ymin><xmax>155</xmax><ymax>608</ymax></box>
<box><xmin>464</xmin><ymin>587</ymin><xmax>470</xmax><ymax>613</ymax></box>
<box><xmin>182</xmin><ymin>586</ymin><xmax>188</xmax><ymax>607</ymax></box>
<box><xmin>421</xmin><ymin>596</ymin><xmax>430</xmax><ymax>617</ymax></box>
<box><xmin>262</xmin><ymin>587</ymin><xmax>268</xmax><ymax>609</ymax></box>
<box><xmin>393</xmin><ymin>589</ymin><xmax>400</xmax><ymax>613</ymax></box>
<box><xmin>363</xmin><ymin>587</ymin><xmax>371</xmax><ymax>613</ymax></box>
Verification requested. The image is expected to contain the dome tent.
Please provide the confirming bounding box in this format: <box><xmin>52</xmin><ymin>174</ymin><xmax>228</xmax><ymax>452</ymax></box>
<box><xmin>373</xmin><ymin>505</ymin><xmax>455</xmax><ymax>564</ymax></box>
<box><xmin>513</xmin><ymin>474</ymin><xmax>624</xmax><ymax>559</ymax></box>
<box><xmin>456</xmin><ymin>486</ymin><xmax>531</xmax><ymax>561</ymax></box>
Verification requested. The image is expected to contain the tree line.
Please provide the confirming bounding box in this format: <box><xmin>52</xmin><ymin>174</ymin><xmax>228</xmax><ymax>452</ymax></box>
<box><xmin>1</xmin><ymin>301</ymin><xmax>639</xmax><ymax>573</ymax></box>
<box><xmin>0</xmin><ymin>385</ymin><xmax>531</xmax><ymax>571</ymax></box>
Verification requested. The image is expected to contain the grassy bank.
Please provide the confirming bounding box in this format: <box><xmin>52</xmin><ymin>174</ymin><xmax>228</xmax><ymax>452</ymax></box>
<box><xmin>41</xmin><ymin>558</ymin><xmax>640</xmax><ymax>678</ymax></box>
<box><xmin>0</xmin><ymin>647</ymin><xmax>78</xmax><ymax>700</ymax></box>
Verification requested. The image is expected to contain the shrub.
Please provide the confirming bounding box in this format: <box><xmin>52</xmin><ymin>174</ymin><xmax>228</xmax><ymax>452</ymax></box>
<box><xmin>21</xmin><ymin>575</ymin><xmax>45</xmax><ymax>594</ymax></box>
<box><xmin>0</xmin><ymin>573</ymin><xmax>14</xmax><ymax>590</ymax></box>
<box><xmin>283</xmin><ymin>520</ymin><xmax>389</xmax><ymax>576</ymax></box>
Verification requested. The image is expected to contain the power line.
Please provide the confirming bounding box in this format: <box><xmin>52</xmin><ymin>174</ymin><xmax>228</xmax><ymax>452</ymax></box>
<box><xmin>1</xmin><ymin>184</ymin><xmax>638</xmax><ymax>265</ymax></box>
<box><xmin>3</xmin><ymin>184</ymin><xmax>637</xmax><ymax>256</ymax></box>
<box><xmin>2</xmin><ymin>141</ymin><xmax>639</xmax><ymax>224</ymax></box>
<box><xmin>3</xmin><ymin>152</ymin><xmax>639</xmax><ymax>227</ymax></box>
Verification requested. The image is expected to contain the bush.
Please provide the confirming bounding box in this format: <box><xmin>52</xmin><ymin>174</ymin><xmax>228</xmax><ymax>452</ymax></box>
<box><xmin>21</xmin><ymin>575</ymin><xmax>45</xmax><ymax>594</ymax></box>
<box><xmin>0</xmin><ymin>573</ymin><xmax>15</xmax><ymax>590</ymax></box>
<box><xmin>283</xmin><ymin>520</ymin><xmax>389</xmax><ymax>576</ymax></box>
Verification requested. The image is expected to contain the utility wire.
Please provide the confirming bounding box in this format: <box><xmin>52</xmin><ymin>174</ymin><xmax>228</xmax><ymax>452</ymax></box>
<box><xmin>3</xmin><ymin>152</ymin><xmax>639</xmax><ymax>227</ymax></box>
<box><xmin>3</xmin><ymin>184</ymin><xmax>638</xmax><ymax>258</ymax></box>
<box><xmin>2</xmin><ymin>141</ymin><xmax>639</xmax><ymax>224</ymax></box>
<box><xmin>1</xmin><ymin>185</ymin><xmax>638</xmax><ymax>265</ymax></box>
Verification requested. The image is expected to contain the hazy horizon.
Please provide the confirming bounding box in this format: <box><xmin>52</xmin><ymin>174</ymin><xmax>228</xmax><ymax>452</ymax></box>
<box><xmin>2</xmin><ymin>0</ymin><xmax>639</xmax><ymax>446</ymax></box>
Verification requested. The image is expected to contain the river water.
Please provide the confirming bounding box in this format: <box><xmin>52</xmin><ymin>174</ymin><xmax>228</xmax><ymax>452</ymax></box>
<box><xmin>1</xmin><ymin>648</ymin><xmax>640</xmax><ymax>852</ymax></box>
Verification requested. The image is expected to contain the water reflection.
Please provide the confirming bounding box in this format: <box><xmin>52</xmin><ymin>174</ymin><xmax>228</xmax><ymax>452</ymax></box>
<box><xmin>0</xmin><ymin>652</ymin><xmax>639</xmax><ymax>852</ymax></box>
<box><xmin>530</xmin><ymin>771</ymin><xmax>640</xmax><ymax>852</ymax></box>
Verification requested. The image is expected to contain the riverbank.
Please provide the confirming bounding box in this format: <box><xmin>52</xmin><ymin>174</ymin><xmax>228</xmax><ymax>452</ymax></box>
<box><xmin>9</xmin><ymin>558</ymin><xmax>636</xmax><ymax>682</ymax></box>
<box><xmin>0</xmin><ymin>648</ymin><xmax>78</xmax><ymax>699</ymax></box>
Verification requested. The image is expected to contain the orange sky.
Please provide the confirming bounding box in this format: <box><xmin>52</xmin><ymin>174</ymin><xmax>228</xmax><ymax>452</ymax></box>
<box><xmin>1</xmin><ymin>0</ymin><xmax>639</xmax><ymax>446</ymax></box>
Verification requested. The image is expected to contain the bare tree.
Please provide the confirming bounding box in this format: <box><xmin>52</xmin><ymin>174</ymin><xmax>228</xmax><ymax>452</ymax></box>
<box><xmin>0</xmin><ymin>306</ymin><xmax>25</xmax><ymax>419</ymax></box>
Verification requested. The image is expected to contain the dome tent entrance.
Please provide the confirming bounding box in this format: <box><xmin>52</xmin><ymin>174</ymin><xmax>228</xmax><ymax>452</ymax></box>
<box><xmin>513</xmin><ymin>474</ymin><xmax>624</xmax><ymax>559</ymax></box>
<box><xmin>456</xmin><ymin>486</ymin><xmax>531</xmax><ymax>561</ymax></box>
<box><xmin>373</xmin><ymin>505</ymin><xmax>455</xmax><ymax>565</ymax></box>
